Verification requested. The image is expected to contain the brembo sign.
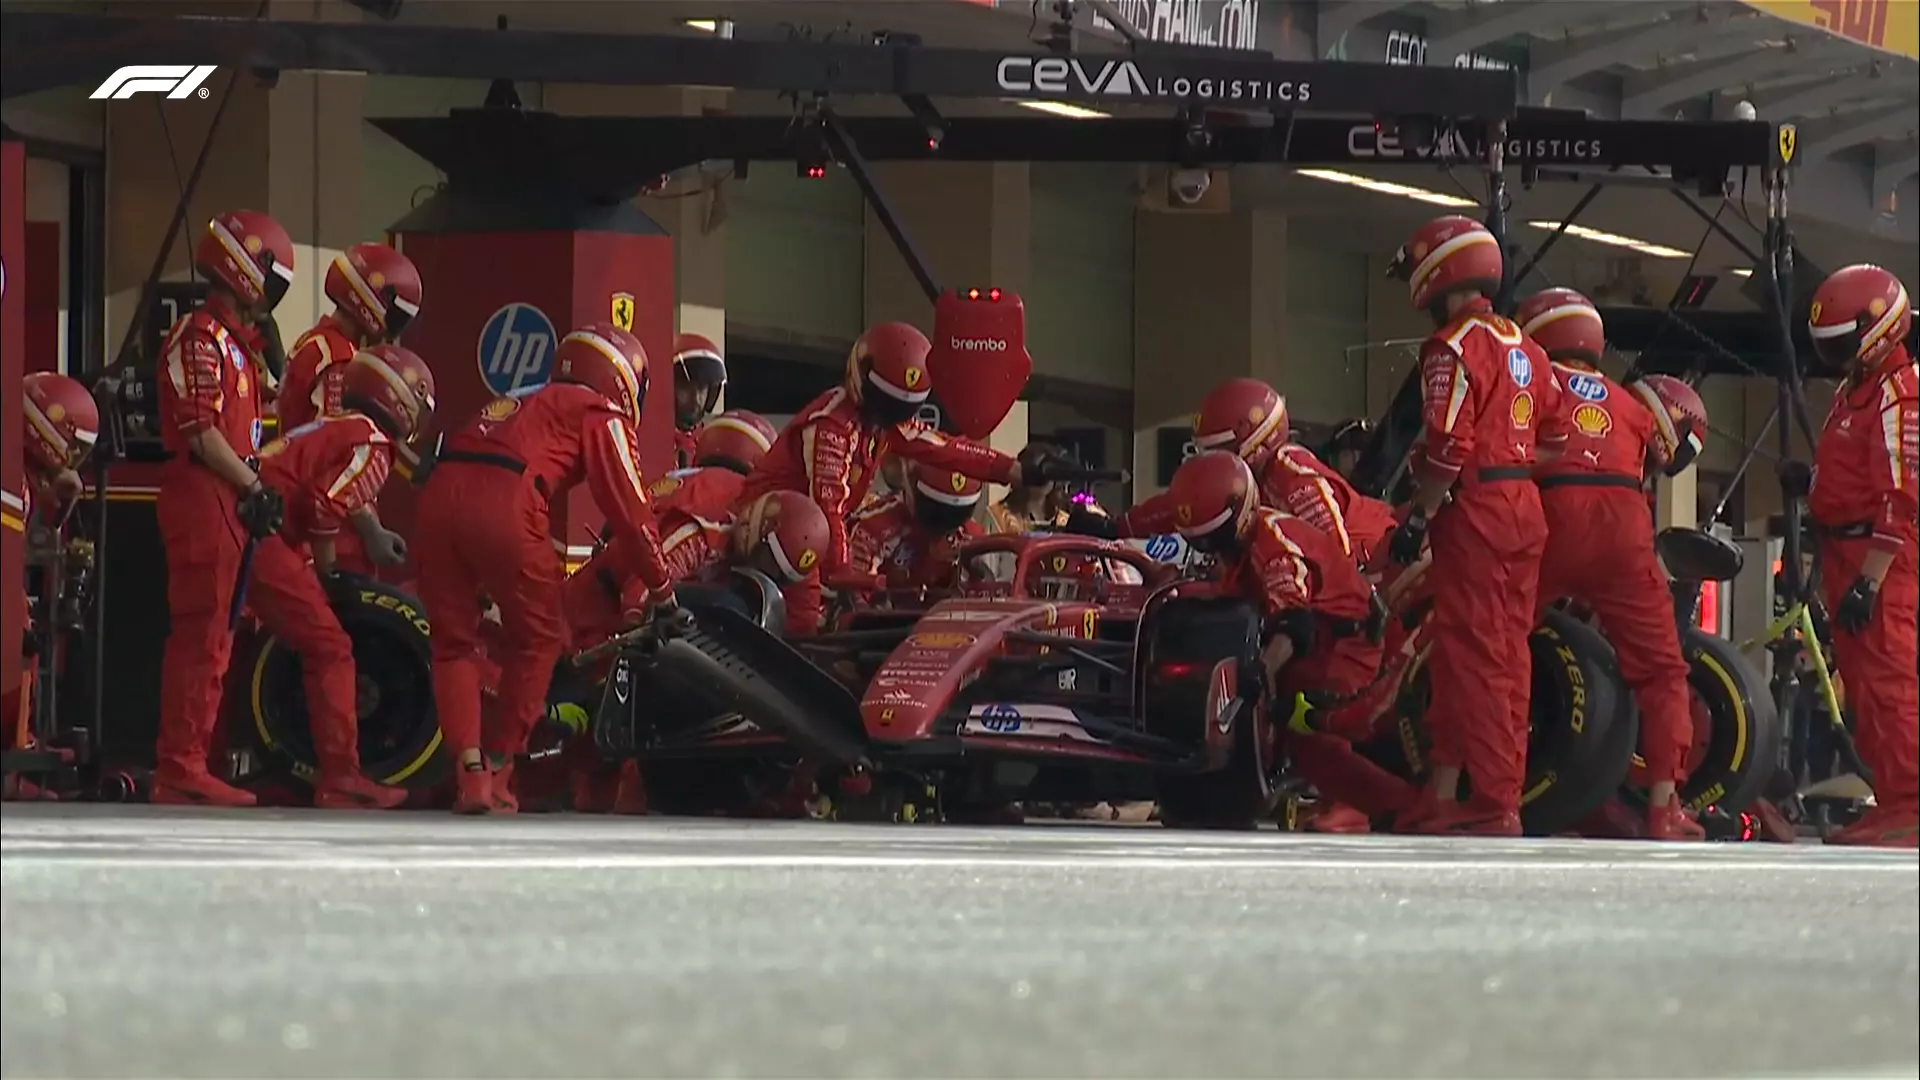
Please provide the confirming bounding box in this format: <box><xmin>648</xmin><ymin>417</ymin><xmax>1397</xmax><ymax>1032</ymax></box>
<box><xmin>996</xmin><ymin>56</ymin><xmax>1310</xmax><ymax>104</ymax></box>
<box><xmin>950</xmin><ymin>336</ymin><xmax>1009</xmax><ymax>352</ymax></box>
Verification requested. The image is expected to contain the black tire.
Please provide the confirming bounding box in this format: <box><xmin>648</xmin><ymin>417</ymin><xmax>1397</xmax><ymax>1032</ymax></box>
<box><xmin>1620</xmin><ymin>626</ymin><xmax>1780</xmax><ymax>816</ymax></box>
<box><xmin>1143</xmin><ymin>597</ymin><xmax>1277</xmax><ymax>830</ymax></box>
<box><xmin>245</xmin><ymin>575</ymin><xmax>444</xmax><ymax>790</ymax></box>
<box><xmin>1359</xmin><ymin>609</ymin><xmax>1637</xmax><ymax>836</ymax></box>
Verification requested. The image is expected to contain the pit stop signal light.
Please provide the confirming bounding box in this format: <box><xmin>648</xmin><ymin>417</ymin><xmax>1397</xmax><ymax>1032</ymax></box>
<box><xmin>964</xmin><ymin>287</ymin><xmax>1004</xmax><ymax>302</ymax></box>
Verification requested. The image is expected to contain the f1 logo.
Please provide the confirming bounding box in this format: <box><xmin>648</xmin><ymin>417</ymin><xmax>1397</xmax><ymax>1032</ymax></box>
<box><xmin>90</xmin><ymin>66</ymin><xmax>218</xmax><ymax>100</ymax></box>
<box><xmin>476</xmin><ymin>302</ymin><xmax>558</xmax><ymax>395</ymax></box>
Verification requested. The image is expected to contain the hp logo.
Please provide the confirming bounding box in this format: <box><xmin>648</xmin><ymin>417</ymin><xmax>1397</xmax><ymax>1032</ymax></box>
<box><xmin>1144</xmin><ymin>534</ymin><xmax>1185</xmax><ymax>562</ymax></box>
<box><xmin>477</xmin><ymin>303</ymin><xmax>558</xmax><ymax>395</ymax></box>
<box><xmin>979</xmin><ymin>704</ymin><xmax>1023</xmax><ymax>733</ymax></box>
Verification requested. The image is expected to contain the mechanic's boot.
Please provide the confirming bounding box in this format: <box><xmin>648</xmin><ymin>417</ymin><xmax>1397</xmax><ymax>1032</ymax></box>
<box><xmin>612</xmin><ymin>762</ymin><xmax>648</xmax><ymax>815</ymax></box>
<box><xmin>313</xmin><ymin>771</ymin><xmax>408</xmax><ymax>811</ymax></box>
<box><xmin>150</xmin><ymin>766</ymin><xmax>257</xmax><ymax>807</ymax></box>
<box><xmin>1826</xmin><ymin>805</ymin><xmax>1920</xmax><ymax>848</ymax></box>
<box><xmin>1391</xmin><ymin>789</ymin><xmax>1446</xmax><ymax>834</ymax></box>
<box><xmin>1306</xmin><ymin>802</ymin><xmax>1372</xmax><ymax>835</ymax></box>
<box><xmin>489</xmin><ymin>757</ymin><xmax>519</xmax><ymax>814</ymax></box>
<box><xmin>1418</xmin><ymin>796</ymin><xmax>1522</xmax><ymax>837</ymax></box>
<box><xmin>451</xmin><ymin>761</ymin><xmax>493</xmax><ymax>815</ymax></box>
<box><xmin>1644</xmin><ymin>795</ymin><xmax>1706</xmax><ymax>842</ymax></box>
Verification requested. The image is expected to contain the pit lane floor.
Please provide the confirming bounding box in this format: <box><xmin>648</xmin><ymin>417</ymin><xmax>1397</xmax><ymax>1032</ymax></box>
<box><xmin>2</xmin><ymin>807</ymin><xmax>1915</xmax><ymax>1079</ymax></box>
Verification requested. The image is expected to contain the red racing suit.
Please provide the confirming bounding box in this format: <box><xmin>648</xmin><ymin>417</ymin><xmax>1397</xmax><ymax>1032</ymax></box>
<box><xmin>1411</xmin><ymin>300</ymin><xmax>1556</xmax><ymax>814</ymax></box>
<box><xmin>279</xmin><ymin>315</ymin><xmax>378</xmax><ymax>574</ymax></box>
<box><xmin>847</xmin><ymin>493</ymin><xmax>985</xmax><ymax>591</ymax></box>
<box><xmin>416</xmin><ymin>384</ymin><xmax>673</xmax><ymax>761</ymax></box>
<box><xmin>154</xmin><ymin>296</ymin><xmax>268</xmax><ymax>780</ymax></box>
<box><xmin>1219</xmin><ymin>509</ymin><xmax>1413</xmax><ymax>818</ymax></box>
<box><xmin>1534</xmin><ymin>362</ymin><xmax>1693</xmax><ymax>788</ymax></box>
<box><xmin>1809</xmin><ymin>349</ymin><xmax>1919</xmax><ymax>814</ymax></box>
<box><xmin>1122</xmin><ymin>444</ymin><xmax>1395</xmax><ymax>565</ymax></box>
<box><xmin>252</xmin><ymin>413</ymin><xmax>396</xmax><ymax>777</ymax></box>
<box><xmin>648</xmin><ymin>465</ymin><xmax>746</xmax><ymax>521</ymax></box>
<box><xmin>737</xmin><ymin>388</ymin><xmax>1015</xmax><ymax>613</ymax></box>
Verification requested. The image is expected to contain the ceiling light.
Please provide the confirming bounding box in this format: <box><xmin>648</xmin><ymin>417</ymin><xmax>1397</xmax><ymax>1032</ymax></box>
<box><xmin>1295</xmin><ymin>168</ymin><xmax>1479</xmax><ymax>208</ymax></box>
<box><xmin>681</xmin><ymin>17</ymin><xmax>732</xmax><ymax>35</ymax></box>
<box><xmin>1012</xmin><ymin>100</ymin><xmax>1110</xmax><ymax>119</ymax></box>
<box><xmin>1730</xmin><ymin>268</ymin><xmax>1754</xmax><ymax>278</ymax></box>
<box><xmin>1524</xmin><ymin>221</ymin><xmax>1692</xmax><ymax>259</ymax></box>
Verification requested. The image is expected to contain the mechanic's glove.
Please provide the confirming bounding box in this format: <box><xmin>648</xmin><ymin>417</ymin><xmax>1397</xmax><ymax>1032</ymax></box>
<box><xmin>649</xmin><ymin>597</ymin><xmax>695</xmax><ymax>640</ymax></box>
<box><xmin>236</xmin><ymin>484</ymin><xmax>285</xmax><ymax>539</ymax></box>
<box><xmin>1064</xmin><ymin>504</ymin><xmax>1118</xmax><ymax>540</ymax></box>
<box><xmin>361</xmin><ymin>526</ymin><xmax>409</xmax><ymax>568</ymax></box>
<box><xmin>1016</xmin><ymin>443</ymin><xmax>1075</xmax><ymax>485</ymax></box>
<box><xmin>1776</xmin><ymin>460</ymin><xmax>1813</xmax><ymax>499</ymax></box>
<box><xmin>1835</xmin><ymin>576</ymin><xmax>1880</xmax><ymax>634</ymax></box>
<box><xmin>1385</xmin><ymin>510</ymin><xmax>1428</xmax><ymax>567</ymax></box>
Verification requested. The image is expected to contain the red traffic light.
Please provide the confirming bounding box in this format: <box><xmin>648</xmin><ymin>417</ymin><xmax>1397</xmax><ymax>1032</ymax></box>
<box><xmin>988</xmin><ymin>287</ymin><xmax>1003</xmax><ymax>301</ymax></box>
<box><xmin>964</xmin><ymin>287</ymin><xmax>1004</xmax><ymax>302</ymax></box>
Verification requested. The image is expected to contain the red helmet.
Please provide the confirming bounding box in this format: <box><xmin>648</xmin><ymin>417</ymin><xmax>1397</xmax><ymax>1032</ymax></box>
<box><xmin>1165</xmin><ymin>450</ymin><xmax>1258</xmax><ymax>553</ymax></box>
<box><xmin>672</xmin><ymin>333</ymin><xmax>728</xmax><ymax>429</ymax></box>
<box><xmin>693</xmin><ymin>409</ymin><xmax>778</xmax><ymax>474</ymax></box>
<box><xmin>1627</xmin><ymin>374</ymin><xmax>1708</xmax><ymax>478</ymax></box>
<box><xmin>1808</xmin><ymin>264</ymin><xmax>1912</xmax><ymax>373</ymax></box>
<box><xmin>1516</xmin><ymin>288</ymin><xmax>1606</xmax><ymax>365</ymax></box>
<box><xmin>22</xmin><ymin>372</ymin><xmax>100</xmax><ymax>474</ymax></box>
<box><xmin>555</xmin><ymin>322</ymin><xmax>649</xmax><ymax>420</ymax></box>
<box><xmin>847</xmin><ymin>322</ymin><xmax>932</xmax><ymax>423</ymax></box>
<box><xmin>193</xmin><ymin>209</ymin><xmax>295</xmax><ymax>312</ymax></box>
<box><xmin>341</xmin><ymin>344</ymin><xmax>437</xmax><ymax>442</ymax></box>
<box><xmin>910</xmin><ymin>465</ymin><xmax>984</xmax><ymax>534</ymax></box>
<box><xmin>1193</xmin><ymin>378</ymin><xmax>1290</xmax><ymax>464</ymax></box>
<box><xmin>741</xmin><ymin>490</ymin><xmax>831</xmax><ymax>583</ymax></box>
<box><xmin>1389</xmin><ymin>215</ymin><xmax>1503</xmax><ymax>314</ymax></box>
<box><xmin>1029</xmin><ymin>548</ymin><xmax>1106</xmax><ymax>602</ymax></box>
<box><xmin>324</xmin><ymin>243</ymin><xmax>423</xmax><ymax>342</ymax></box>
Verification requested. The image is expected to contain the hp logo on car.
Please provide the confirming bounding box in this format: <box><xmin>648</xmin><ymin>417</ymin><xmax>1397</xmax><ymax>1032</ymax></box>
<box><xmin>979</xmin><ymin>704</ymin><xmax>1023</xmax><ymax>733</ymax></box>
<box><xmin>1144</xmin><ymin>534</ymin><xmax>1185</xmax><ymax>562</ymax></box>
<box><xmin>477</xmin><ymin>302</ymin><xmax>558</xmax><ymax>396</ymax></box>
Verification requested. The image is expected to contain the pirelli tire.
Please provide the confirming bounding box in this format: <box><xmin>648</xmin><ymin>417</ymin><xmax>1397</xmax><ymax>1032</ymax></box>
<box><xmin>1364</xmin><ymin>609</ymin><xmax>1637</xmax><ymax>836</ymax></box>
<box><xmin>1146</xmin><ymin>597</ymin><xmax>1279</xmax><ymax>830</ymax></box>
<box><xmin>246</xmin><ymin>574</ymin><xmax>444</xmax><ymax>791</ymax></box>
<box><xmin>1628</xmin><ymin>626</ymin><xmax>1780</xmax><ymax>816</ymax></box>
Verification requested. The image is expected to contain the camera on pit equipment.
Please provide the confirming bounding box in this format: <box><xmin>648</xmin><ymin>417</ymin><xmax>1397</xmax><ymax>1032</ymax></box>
<box><xmin>1169</xmin><ymin>168</ymin><xmax>1213</xmax><ymax>205</ymax></box>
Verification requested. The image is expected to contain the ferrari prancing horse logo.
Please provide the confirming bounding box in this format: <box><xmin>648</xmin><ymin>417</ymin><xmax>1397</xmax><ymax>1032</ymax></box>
<box><xmin>611</xmin><ymin>292</ymin><xmax>635</xmax><ymax>332</ymax></box>
<box><xmin>1778</xmin><ymin>124</ymin><xmax>1796</xmax><ymax>166</ymax></box>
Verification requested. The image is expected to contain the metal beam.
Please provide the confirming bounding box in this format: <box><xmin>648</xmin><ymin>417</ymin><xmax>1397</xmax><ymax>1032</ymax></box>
<box><xmin>1316</xmin><ymin>1</ymin><xmax>1412</xmax><ymax>55</ymax></box>
<box><xmin>1746</xmin><ymin>65</ymin><xmax>1892</xmax><ymax>120</ymax></box>
<box><xmin>1800</xmin><ymin>104</ymin><xmax>1920</xmax><ymax>162</ymax></box>
<box><xmin>1426</xmin><ymin>0</ymin><xmax>1609</xmax><ymax>66</ymax></box>
<box><xmin>1622</xmin><ymin>40</ymin><xmax>1850</xmax><ymax>119</ymax></box>
<box><xmin>1527</xmin><ymin>4</ymin><xmax>1753</xmax><ymax>102</ymax></box>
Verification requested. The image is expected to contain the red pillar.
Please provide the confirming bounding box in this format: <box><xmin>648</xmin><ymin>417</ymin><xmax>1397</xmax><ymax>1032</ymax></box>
<box><xmin>2</xmin><ymin>141</ymin><xmax>26</xmax><ymax>715</ymax></box>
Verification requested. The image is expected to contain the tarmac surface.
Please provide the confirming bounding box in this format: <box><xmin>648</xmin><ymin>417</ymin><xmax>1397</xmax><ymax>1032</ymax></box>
<box><xmin>2</xmin><ymin>806</ymin><xmax>1916</xmax><ymax>1080</ymax></box>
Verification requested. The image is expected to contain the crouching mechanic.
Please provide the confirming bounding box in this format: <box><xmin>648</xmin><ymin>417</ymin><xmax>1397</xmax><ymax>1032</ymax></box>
<box><xmin>1094</xmin><ymin>379</ymin><xmax>1396</xmax><ymax>567</ymax></box>
<box><xmin>8</xmin><ymin>375</ymin><xmax>98</xmax><ymax>770</ymax></box>
<box><xmin>1165</xmin><ymin>452</ymin><xmax>1416</xmax><ymax>825</ymax></box>
<box><xmin>1519</xmin><ymin>288</ymin><xmax>1710</xmax><ymax>841</ymax></box>
<box><xmin>848</xmin><ymin>465</ymin><xmax>986</xmax><ymax>592</ymax></box>
<box><xmin>648</xmin><ymin>409</ymin><xmax>778</xmax><ymax>518</ymax></box>
<box><xmin>1382</xmin><ymin>214</ymin><xmax>1558</xmax><ymax>837</ymax></box>
<box><xmin>1805</xmin><ymin>264</ymin><xmax>1918</xmax><ymax>848</ymax></box>
<box><xmin>249</xmin><ymin>345</ymin><xmax>439</xmax><ymax>809</ymax></box>
<box><xmin>417</xmin><ymin>323</ymin><xmax>675</xmax><ymax>815</ymax></box>
<box><xmin>566</xmin><ymin>491</ymin><xmax>832</xmax><ymax>814</ymax></box>
<box><xmin>280</xmin><ymin>242</ymin><xmax>423</xmax><ymax>573</ymax></box>
<box><xmin>670</xmin><ymin>334</ymin><xmax>728</xmax><ymax>467</ymax></box>
<box><xmin>739</xmin><ymin>322</ymin><xmax>1029</xmax><ymax>615</ymax></box>
<box><xmin>153</xmin><ymin>209</ymin><xmax>296</xmax><ymax>807</ymax></box>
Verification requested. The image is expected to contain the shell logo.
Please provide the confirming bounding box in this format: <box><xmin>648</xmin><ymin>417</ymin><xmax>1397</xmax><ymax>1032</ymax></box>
<box><xmin>480</xmin><ymin>397</ymin><xmax>521</xmax><ymax>422</ymax></box>
<box><xmin>369</xmin><ymin>271</ymin><xmax>387</xmax><ymax>289</ymax></box>
<box><xmin>1572</xmin><ymin>403</ymin><xmax>1612</xmax><ymax>437</ymax></box>
<box><xmin>1509</xmin><ymin>391</ymin><xmax>1534</xmax><ymax>428</ymax></box>
<box><xmin>243</xmin><ymin>234</ymin><xmax>263</xmax><ymax>254</ymax></box>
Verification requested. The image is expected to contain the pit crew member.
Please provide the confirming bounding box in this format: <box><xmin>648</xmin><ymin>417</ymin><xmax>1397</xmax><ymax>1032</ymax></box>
<box><xmin>1382</xmin><ymin>214</ymin><xmax>1558</xmax><ymax>837</ymax></box>
<box><xmin>738</xmin><ymin>321</ymin><xmax>1024</xmax><ymax>592</ymax></box>
<box><xmin>279</xmin><ymin>242</ymin><xmax>424</xmax><ymax>573</ymax></box>
<box><xmin>7</xmin><ymin>374</ymin><xmax>98</xmax><ymax>772</ymax></box>
<box><xmin>648</xmin><ymin>409</ymin><xmax>778</xmax><ymax>519</ymax></box>
<box><xmin>416</xmin><ymin>322</ymin><xmax>674</xmax><ymax>815</ymax></box>
<box><xmin>1099</xmin><ymin>379</ymin><xmax>1395</xmax><ymax>565</ymax></box>
<box><xmin>987</xmin><ymin>441</ymin><xmax>1075</xmax><ymax>534</ymax></box>
<box><xmin>671</xmin><ymin>333</ymin><xmax>728</xmax><ymax>467</ymax></box>
<box><xmin>847</xmin><ymin>465</ymin><xmax>986</xmax><ymax>591</ymax></box>
<box><xmin>1520</xmin><ymin>288</ymin><xmax>1708</xmax><ymax>842</ymax></box>
<box><xmin>1165</xmin><ymin>451</ymin><xmax>1414</xmax><ymax>825</ymax></box>
<box><xmin>1805</xmin><ymin>264</ymin><xmax>1918</xmax><ymax>848</ymax></box>
<box><xmin>153</xmin><ymin>209</ymin><xmax>295</xmax><ymax>807</ymax></box>
<box><xmin>250</xmin><ymin>345</ymin><xmax>438</xmax><ymax>809</ymax></box>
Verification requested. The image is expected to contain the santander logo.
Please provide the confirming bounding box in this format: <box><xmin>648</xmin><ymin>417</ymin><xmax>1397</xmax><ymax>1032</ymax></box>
<box><xmin>950</xmin><ymin>337</ymin><xmax>1009</xmax><ymax>352</ymax></box>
